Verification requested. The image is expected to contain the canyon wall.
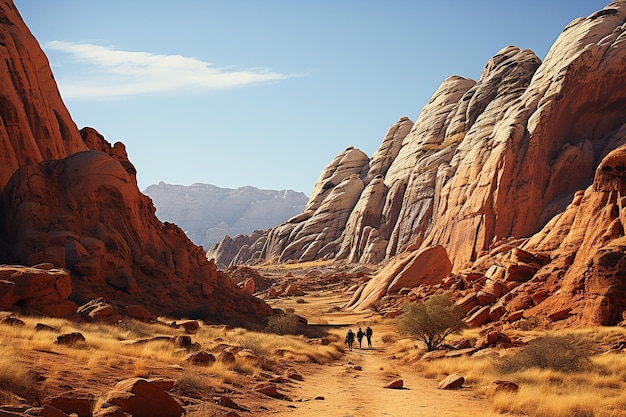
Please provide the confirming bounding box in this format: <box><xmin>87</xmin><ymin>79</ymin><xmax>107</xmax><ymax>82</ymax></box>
<box><xmin>0</xmin><ymin>0</ymin><xmax>272</xmax><ymax>324</ymax></box>
<box><xmin>215</xmin><ymin>4</ymin><xmax>626</xmax><ymax>326</ymax></box>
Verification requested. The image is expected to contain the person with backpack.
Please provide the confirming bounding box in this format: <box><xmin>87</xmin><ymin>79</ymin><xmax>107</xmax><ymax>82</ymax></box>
<box><xmin>356</xmin><ymin>327</ymin><xmax>364</xmax><ymax>348</ymax></box>
<box><xmin>345</xmin><ymin>329</ymin><xmax>355</xmax><ymax>351</ymax></box>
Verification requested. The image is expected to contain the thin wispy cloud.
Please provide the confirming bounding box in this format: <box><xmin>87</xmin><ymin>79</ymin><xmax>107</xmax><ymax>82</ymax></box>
<box><xmin>44</xmin><ymin>41</ymin><xmax>294</xmax><ymax>99</ymax></box>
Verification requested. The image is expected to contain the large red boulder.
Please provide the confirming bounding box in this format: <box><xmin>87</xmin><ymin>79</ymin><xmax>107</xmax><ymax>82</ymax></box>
<box><xmin>101</xmin><ymin>378</ymin><xmax>183</xmax><ymax>417</ymax></box>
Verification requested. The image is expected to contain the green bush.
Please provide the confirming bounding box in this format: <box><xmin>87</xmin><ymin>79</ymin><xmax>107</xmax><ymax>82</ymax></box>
<box><xmin>497</xmin><ymin>334</ymin><xmax>590</xmax><ymax>373</ymax></box>
<box><xmin>397</xmin><ymin>293</ymin><xmax>466</xmax><ymax>351</ymax></box>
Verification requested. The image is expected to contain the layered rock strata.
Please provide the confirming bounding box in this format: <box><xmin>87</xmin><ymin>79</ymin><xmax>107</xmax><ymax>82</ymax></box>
<box><xmin>215</xmin><ymin>4</ymin><xmax>626</xmax><ymax>326</ymax></box>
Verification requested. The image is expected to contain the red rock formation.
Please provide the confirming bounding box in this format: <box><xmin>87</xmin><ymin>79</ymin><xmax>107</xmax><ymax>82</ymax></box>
<box><xmin>218</xmin><ymin>4</ymin><xmax>626</xmax><ymax>270</ymax></box>
<box><xmin>215</xmin><ymin>4</ymin><xmax>626</xmax><ymax>327</ymax></box>
<box><xmin>0</xmin><ymin>0</ymin><xmax>272</xmax><ymax>324</ymax></box>
<box><xmin>346</xmin><ymin>245</ymin><xmax>452</xmax><ymax>311</ymax></box>
<box><xmin>0</xmin><ymin>1</ymin><xmax>87</xmax><ymax>191</ymax></box>
<box><xmin>519</xmin><ymin>144</ymin><xmax>626</xmax><ymax>326</ymax></box>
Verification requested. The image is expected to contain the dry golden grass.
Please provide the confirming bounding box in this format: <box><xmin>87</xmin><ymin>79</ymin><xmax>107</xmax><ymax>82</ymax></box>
<box><xmin>0</xmin><ymin>346</ymin><xmax>34</xmax><ymax>400</ymax></box>
<box><xmin>185</xmin><ymin>401</ymin><xmax>220</xmax><ymax>417</ymax></box>
<box><xmin>0</xmin><ymin>312</ymin><xmax>345</xmax><ymax>410</ymax></box>
<box><xmin>390</xmin><ymin>327</ymin><xmax>626</xmax><ymax>417</ymax></box>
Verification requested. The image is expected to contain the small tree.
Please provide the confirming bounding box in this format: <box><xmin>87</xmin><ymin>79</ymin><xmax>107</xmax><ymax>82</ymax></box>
<box><xmin>398</xmin><ymin>293</ymin><xmax>466</xmax><ymax>351</ymax></box>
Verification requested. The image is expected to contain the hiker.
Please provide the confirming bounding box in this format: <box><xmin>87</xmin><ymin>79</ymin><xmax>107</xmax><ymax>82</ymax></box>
<box><xmin>345</xmin><ymin>329</ymin><xmax>355</xmax><ymax>351</ymax></box>
<box><xmin>356</xmin><ymin>327</ymin><xmax>364</xmax><ymax>348</ymax></box>
<box><xmin>365</xmin><ymin>326</ymin><xmax>373</xmax><ymax>348</ymax></box>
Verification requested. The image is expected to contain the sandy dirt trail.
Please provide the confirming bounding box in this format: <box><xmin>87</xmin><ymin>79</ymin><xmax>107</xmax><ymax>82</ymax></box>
<box><xmin>280</xmin><ymin>343</ymin><xmax>487</xmax><ymax>417</ymax></box>
<box><xmin>266</xmin><ymin>293</ymin><xmax>492</xmax><ymax>417</ymax></box>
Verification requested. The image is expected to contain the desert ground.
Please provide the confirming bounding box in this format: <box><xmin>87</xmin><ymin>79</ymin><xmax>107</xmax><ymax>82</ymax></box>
<box><xmin>267</xmin><ymin>292</ymin><xmax>490</xmax><ymax>417</ymax></box>
<box><xmin>4</xmin><ymin>265</ymin><xmax>626</xmax><ymax>417</ymax></box>
<box><xmin>0</xmin><ymin>270</ymin><xmax>499</xmax><ymax>417</ymax></box>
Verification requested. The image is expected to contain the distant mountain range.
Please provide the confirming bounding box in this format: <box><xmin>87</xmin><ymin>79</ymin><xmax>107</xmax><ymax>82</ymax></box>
<box><xmin>143</xmin><ymin>182</ymin><xmax>308</xmax><ymax>250</ymax></box>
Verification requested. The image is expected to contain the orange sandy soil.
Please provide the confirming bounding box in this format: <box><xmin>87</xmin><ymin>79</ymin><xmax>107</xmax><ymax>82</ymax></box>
<box><xmin>261</xmin><ymin>292</ymin><xmax>496</xmax><ymax>417</ymax></box>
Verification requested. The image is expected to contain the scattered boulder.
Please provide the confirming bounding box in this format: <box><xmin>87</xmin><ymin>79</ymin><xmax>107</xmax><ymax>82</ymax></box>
<box><xmin>77</xmin><ymin>299</ymin><xmax>122</xmax><ymax>323</ymax></box>
<box><xmin>384</xmin><ymin>379</ymin><xmax>403</xmax><ymax>389</ymax></box>
<box><xmin>43</xmin><ymin>391</ymin><xmax>94</xmax><ymax>417</ymax></box>
<box><xmin>1</xmin><ymin>316</ymin><xmax>25</xmax><ymax>327</ymax></box>
<box><xmin>217</xmin><ymin>396</ymin><xmax>248</xmax><ymax>412</ymax></box>
<box><xmin>172</xmin><ymin>335</ymin><xmax>192</xmax><ymax>350</ymax></box>
<box><xmin>56</xmin><ymin>332</ymin><xmax>86</xmax><ymax>347</ymax></box>
<box><xmin>101</xmin><ymin>378</ymin><xmax>183</xmax><ymax>417</ymax></box>
<box><xmin>287</xmin><ymin>370</ymin><xmax>304</xmax><ymax>381</ymax></box>
<box><xmin>438</xmin><ymin>374</ymin><xmax>465</xmax><ymax>390</ymax></box>
<box><xmin>177</xmin><ymin>320</ymin><xmax>200</xmax><ymax>334</ymax></box>
<box><xmin>0</xmin><ymin>266</ymin><xmax>75</xmax><ymax>316</ymax></box>
<box><xmin>254</xmin><ymin>383</ymin><xmax>279</xmax><ymax>398</ymax></box>
<box><xmin>185</xmin><ymin>351</ymin><xmax>216</xmax><ymax>366</ymax></box>
<box><xmin>485</xmin><ymin>380</ymin><xmax>520</xmax><ymax>396</ymax></box>
<box><xmin>465</xmin><ymin>306</ymin><xmax>491</xmax><ymax>327</ymax></box>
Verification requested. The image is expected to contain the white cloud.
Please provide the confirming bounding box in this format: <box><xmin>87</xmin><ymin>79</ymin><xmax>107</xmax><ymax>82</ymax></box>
<box><xmin>44</xmin><ymin>41</ymin><xmax>294</xmax><ymax>99</ymax></box>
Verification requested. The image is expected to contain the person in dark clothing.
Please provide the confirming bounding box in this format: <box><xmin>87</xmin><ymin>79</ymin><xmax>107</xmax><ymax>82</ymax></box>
<box><xmin>365</xmin><ymin>326</ymin><xmax>373</xmax><ymax>348</ymax></box>
<box><xmin>345</xmin><ymin>329</ymin><xmax>355</xmax><ymax>351</ymax></box>
<box><xmin>356</xmin><ymin>327</ymin><xmax>364</xmax><ymax>348</ymax></box>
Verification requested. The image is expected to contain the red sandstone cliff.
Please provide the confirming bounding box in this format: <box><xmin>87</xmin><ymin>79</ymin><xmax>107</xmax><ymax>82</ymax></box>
<box><xmin>0</xmin><ymin>0</ymin><xmax>273</xmax><ymax>324</ymax></box>
<box><xmin>216</xmin><ymin>4</ymin><xmax>626</xmax><ymax>326</ymax></box>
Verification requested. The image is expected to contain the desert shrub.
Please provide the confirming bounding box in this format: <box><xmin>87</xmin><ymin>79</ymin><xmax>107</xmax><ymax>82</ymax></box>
<box><xmin>397</xmin><ymin>293</ymin><xmax>466</xmax><ymax>351</ymax></box>
<box><xmin>497</xmin><ymin>334</ymin><xmax>590</xmax><ymax>373</ymax></box>
<box><xmin>380</xmin><ymin>332</ymin><xmax>398</xmax><ymax>344</ymax></box>
<box><xmin>266</xmin><ymin>312</ymin><xmax>300</xmax><ymax>335</ymax></box>
<box><xmin>177</xmin><ymin>369</ymin><xmax>215</xmax><ymax>393</ymax></box>
<box><xmin>237</xmin><ymin>333</ymin><xmax>271</xmax><ymax>358</ymax></box>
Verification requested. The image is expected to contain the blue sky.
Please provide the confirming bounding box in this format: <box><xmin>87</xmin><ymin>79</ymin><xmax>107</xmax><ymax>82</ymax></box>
<box><xmin>15</xmin><ymin>1</ymin><xmax>610</xmax><ymax>194</ymax></box>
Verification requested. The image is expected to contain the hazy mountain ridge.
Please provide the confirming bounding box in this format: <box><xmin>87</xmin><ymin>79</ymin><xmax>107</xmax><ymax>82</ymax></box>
<box><xmin>143</xmin><ymin>182</ymin><xmax>308</xmax><ymax>249</ymax></box>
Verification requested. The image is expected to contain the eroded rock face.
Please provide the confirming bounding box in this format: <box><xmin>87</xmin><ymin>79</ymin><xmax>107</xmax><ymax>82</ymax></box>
<box><xmin>0</xmin><ymin>264</ymin><xmax>75</xmax><ymax>316</ymax></box>
<box><xmin>0</xmin><ymin>0</ymin><xmax>87</xmax><ymax>191</ymax></box>
<box><xmin>1</xmin><ymin>151</ymin><xmax>273</xmax><ymax>322</ymax></box>
<box><xmin>346</xmin><ymin>245</ymin><xmax>452</xmax><ymax>311</ymax></box>
<box><xmin>0</xmin><ymin>0</ymin><xmax>273</xmax><ymax>324</ymax></box>
<box><xmin>224</xmin><ymin>4</ymin><xmax>626</xmax><ymax>268</ymax></box>
<box><xmin>517</xmin><ymin>144</ymin><xmax>626</xmax><ymax>326</ymax></box>
<box><xmin>210</xmin><ymin>4</ymin><xmax>626</xmax><ymax>326</ymax></box>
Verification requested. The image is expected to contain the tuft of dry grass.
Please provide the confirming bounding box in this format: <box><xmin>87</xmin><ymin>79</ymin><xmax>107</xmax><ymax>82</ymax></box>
<box><xmin>185</xmin><ymin>401</ymin><xmax>220</xmax><ymax>417</ymax></box>
<box><xmin>0</xmin><ymin>347</ymin><xmax>34</xmax><ymax>399</ymax></box>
